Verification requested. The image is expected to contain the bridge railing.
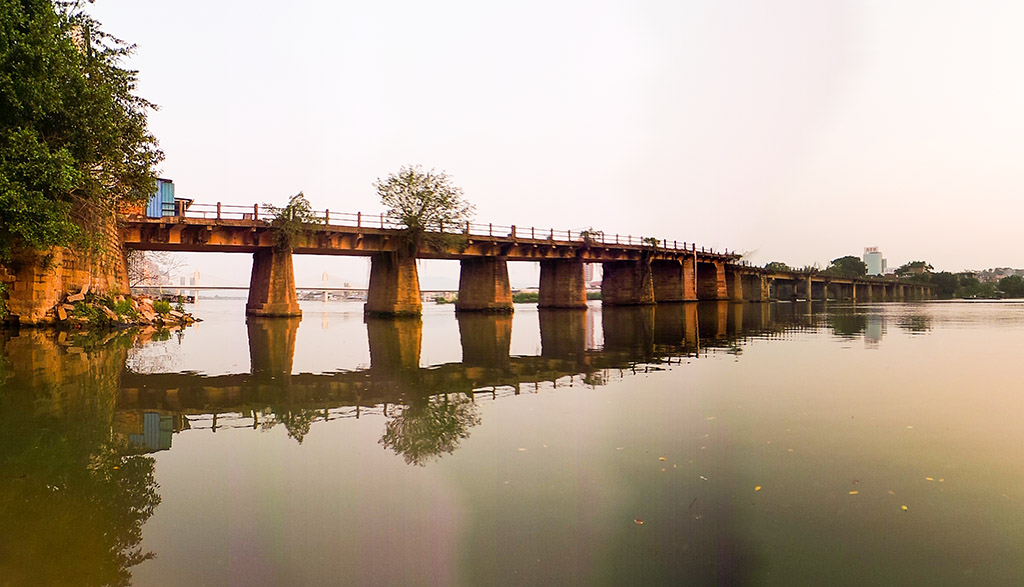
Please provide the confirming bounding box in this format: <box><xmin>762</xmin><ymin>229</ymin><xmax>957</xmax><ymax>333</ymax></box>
<box><xmin>173</xmin><ymin>203</ymin><xmax>736</xmax><ymax>257</ymax></box>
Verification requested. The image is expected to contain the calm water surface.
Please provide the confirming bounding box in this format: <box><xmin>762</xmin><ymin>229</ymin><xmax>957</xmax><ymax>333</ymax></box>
<box><xmin>3</xmin><ymin>299</ymin><xmax>1024</xmax><ymax>585</ymax></box>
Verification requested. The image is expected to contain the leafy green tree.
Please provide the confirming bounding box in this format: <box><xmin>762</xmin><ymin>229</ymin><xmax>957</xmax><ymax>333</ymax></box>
<box><xmin>999</xmin><ymin>275</ymin><xmax>1024</xmax><ymax>298</ymax></box>
<box><xmin>895</xmin><ymin>261</ymin><xmax>933</xmax><ymax>276</ymax></box>
<box><xmin>764</xmin><ymin>261</ymin><xmax>792</xmax><ymax>272</ymax></box>
<box><xmin>264</xmin><ymin>192</ymin><xmax>319</xmax><ymax>251</ymax></box>
<box><xmin>826</xmin><ymin>255</ymin><xmax>868</xmax><ymax>277</ymax></box>
<box><xmin>375</xmin><ymin>165</ymin><xmax>474</xmax><ymax>253</ymax></box>
<box><xmin>0</xmin><ymin>0</ymin><xmax>162</xmax><ymax>258</ymax></box>
<box><xmin>929</xmin><ymin>271</ymin><xmax>958</xmax><ymax>298</ymax></box>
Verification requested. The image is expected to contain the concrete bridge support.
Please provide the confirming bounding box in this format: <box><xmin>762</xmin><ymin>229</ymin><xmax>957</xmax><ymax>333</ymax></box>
<box><xmin>725</xmin><ymin>270</ymin><xmax>744</xmax><ymax>302</ymax></box>
<box><xmin>365</xmin><ymin>252</ymin><xmax>422</xmax><ymax>317</ymax></box>
<box><xmin>456</xmin><ymin>257</ymin><xmax>513</xmax><ymax>313</ymax></box>
<box><xmin>652</xmin><ymin>259</ymin><xmax>696</xmax><ymax>302</ymax></box>
<box><xmin>538</xmin><ymin>259</ymin><xmax>587</xmax><ymax>309</ymax></box>
<box><xmin>246</xmin><ymin>247</ymin><xmax>302</xmax><ymax>317</ymax></box>
<box><xmin>811</xmin><ymin>280</ymin><xmax>827</xmax><ymax>301</ymax></box>
<box><xmin>696</xmin><ymin>261</ymin><xmax>727</xmax><ymax>300</ymax></box>
<box><xmin>738</xmin><ymin>274</ymin><xmax>768</xmax><ymax>302</ymax></box>
<box><xmin>602</xmin><ymin>260</ymin><xmax>655</xmax><ymax>305</ymax></box>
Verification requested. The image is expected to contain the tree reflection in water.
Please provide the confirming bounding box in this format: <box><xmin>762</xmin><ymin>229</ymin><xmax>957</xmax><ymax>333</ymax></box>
<box><xmin>0</xmin><ymin>329</ymin><xmax>161</xmax><ymax>587</ymax></box>
<box><xmin>379</xmin><ymin>393</ymin><xmax>481</xmax><ymax>466</ymax></box>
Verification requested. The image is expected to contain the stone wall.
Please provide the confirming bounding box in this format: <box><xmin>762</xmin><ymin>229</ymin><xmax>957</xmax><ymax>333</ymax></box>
<box><xmin>1</xmin><ymin>211</ymin><xmax>129</xmax><ymax>325</ymax></box>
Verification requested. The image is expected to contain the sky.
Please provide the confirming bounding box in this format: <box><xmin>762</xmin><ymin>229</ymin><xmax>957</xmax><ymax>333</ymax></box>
<box><xmin>92</xmin><ymin>0</ymin><xmax>1024</xmax><ymax>288</ymax></box>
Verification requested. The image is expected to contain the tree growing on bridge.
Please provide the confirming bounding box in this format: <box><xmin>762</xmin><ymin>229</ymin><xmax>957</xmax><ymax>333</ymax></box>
<box><xmin>764</xmin><ymin>261</ymin><xmax>792</xmax><ymax>272</ymax></box>
<box><xmin>825</xmin><ymin>255</ymin><xmax>868</xmax><ymax>277</ymax></box>
<box><xmin>375</xmin><ymin>165</ymin><xmax>474</xmax><ymax>253</ymax></box>
<box><xmin>0</xmin><ymin>0</ymin><xmax>163</xmax><ymax>258</ymax></box>
<box><xmin>264</xmin><ymin>192</ymin><xmax>319</xmax><ymax>251</ymax></box>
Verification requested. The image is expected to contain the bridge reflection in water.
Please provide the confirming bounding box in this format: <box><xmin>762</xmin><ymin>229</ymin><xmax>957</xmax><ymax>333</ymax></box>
<box><xmin>0</xmin><ymin>301</ymin><xmax>934</xmax><ymax>584</ymax></box>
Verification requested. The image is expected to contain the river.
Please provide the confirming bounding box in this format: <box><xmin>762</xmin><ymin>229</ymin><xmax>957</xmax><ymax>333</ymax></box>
<box><xmin>2</xmin><ymin>299</ymin><xmax>1023</xmax><ymax>585</ymax></box>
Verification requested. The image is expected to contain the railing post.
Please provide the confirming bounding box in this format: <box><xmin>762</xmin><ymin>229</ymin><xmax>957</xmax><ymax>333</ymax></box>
<box><xmin>489</xmin><ymin>223</ymin><xmax>493</xmax><ymax>237</ymax></box>
<box><xmin>465</xmin><ymin>221</ymin><xmax>470</xmax><ymax>234</ymax></box>
<box><xmin>357</xmin><ymin>211</ymin><xmax>361</xmax><ymax>228</ymax></box>
<box><xmin>254</xmin><ymin>204</ymin><xmax>259</xmax><ymax>220</ymax></box>
<box><xmin>549</xmin><ymin>229</ymin><xmax>554</xmax><ymax>240</ymax></box>
<box><xmin>325</xmin><ymin>209</ymin><xmax>330</xmax><ymax>223</ymax></box>
<box><xmin>615</xmin><ymin>234</ymin><xmax>618</xmax><ymax>244</ymax></box>
<box><xmin>511</xmin><ymin>225</ymin><xmax>516</xmax><ymax>238</ymax></box>
<box><xmin>380</xmin><ymin>213</ymin><xmax>384</xmax><ymax>228</ymax></box>
<box><xmin>531</xmin><ymin>227</ymin><xmax>535</xmax><ymax>239</ymax></box>
<box><xmin>216</xmin><ymin>202</ymin><xmax>221</xmax><ymax>220</ymax></box>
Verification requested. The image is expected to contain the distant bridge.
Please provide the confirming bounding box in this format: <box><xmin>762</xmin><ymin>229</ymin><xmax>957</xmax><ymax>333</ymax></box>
<box><xmin>120</xmin><ymin>203</ymin><xmax>932</xmax><ymax>317</ymax></box>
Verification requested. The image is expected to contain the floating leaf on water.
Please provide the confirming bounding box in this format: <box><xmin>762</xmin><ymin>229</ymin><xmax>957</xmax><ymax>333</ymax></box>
<box><xmin>888</xmin><ymin>490</ymin><xmax>896</xmax><ymax>495</ymax></box>
<box><xmin>634</xmin><ymin>519</ymin><xmax>644</xmax><ymax>525</ymax></box>
<box><xmin>112</xmin><ymin>466</ymin><xmax>119</xmax><ymax>470</ymax></box>
<box><xmin>699</xmin><ymin>475</ymin><xmax>708</xmax><ymax>481</ymax></box>
<box><xmin>706</xmin><ymin>416</ymin><xmax>716</xmax><ymax>421</ymax></box>
<box><xmin>518</xmin><ymin>448</ymin><xmax>527</xmax><ymax>452</ymax></box>
<box><xmin>659</xmin><ymin>457</ymin><xmax>666</xmax><ymax>461</ymax></box>
<box><xmin>925</xmin><ymin>477</ymin><xmax>934</xmax><ymax>482</ymax></box>
<box><xmin>901</xmin><ymin>505</ymin><xmax>909</xmax><ymax>511</ymax></box>
<box><xmin>755</xmin><ymin>486</ymin><xmax>762</xmax><ymax>491</ymax></box>
<box><xmin>849</xmin><ymin>491</ymin><xmax>859</xmax><ymax>495</ymax></box>
<box><xmin>939</xmin><ymin>478</ymin><xmax>945</xmax><ymax>483</ymax></box>
<box><xmin>787</xmin><ymin>448</ymin><xmax>794</xmax><ymax>452</ymax></box>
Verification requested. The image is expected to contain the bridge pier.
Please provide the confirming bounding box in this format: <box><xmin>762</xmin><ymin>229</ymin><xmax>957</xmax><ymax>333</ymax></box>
<box><xmin>602</xmin><ymin>260</ymin><xmax>655</xmax><ymax>305</ymax></box>
<box><xmin>456</xmin><ymin>257</ymin><xmax>513</xmax><ymax>313</ymax></box>
<box><xmin>652</xmin><ymin>259</ymin><xmax>696</xmax><ymax>302</ymax></box>
<box><xmin>725</xmin><ymin>269</ymin><xmax>744</xmax><ymax>302</ymax></box>
<box><xmin>246</xmin><ymin>248</ymin><xmax>302</xmax><ymax>317</ymax></box>
<box><xmin>366</xmin><ymin>252</ymin><xmax>422</xmax><ymax>317</ymax></box>
<box><xmin>538</xmin><ymin>259</ymin><xmax>587</xmax><ymax>309</ymax></box>
<box><xmin>696</xmin><ymin>261</ymin><xmax>727</xmax><ymax>300</ymax></box>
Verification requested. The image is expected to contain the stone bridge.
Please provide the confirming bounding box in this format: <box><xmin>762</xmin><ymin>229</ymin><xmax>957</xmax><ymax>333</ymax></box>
<box><xmin>120</xmin><ymin>204</ymin><xmax>932</xmax><ymax>317</ymax></box>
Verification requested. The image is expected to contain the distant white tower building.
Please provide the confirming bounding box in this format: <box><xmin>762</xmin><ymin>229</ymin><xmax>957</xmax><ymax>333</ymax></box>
<box><xmin>864</xmin><ymin>247</ymin><xmax>887</xmax><ymax>276</ymax></box>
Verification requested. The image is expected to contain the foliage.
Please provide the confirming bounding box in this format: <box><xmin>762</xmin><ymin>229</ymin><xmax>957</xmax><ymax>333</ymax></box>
<box><xmin>825</xmin><ymin>255</ymin><xmax>867</xmax><ymax>277</ymax></box>
<box><xmin>579</xmin><ymin>227</ymin><xmax>603</xmax><ymax>244</ymax></box>
<box><xmin>956</xmin><ymin>273</ymin><xmax>999</xmax><ymax>298</ymax></box>
<box><xmin>927</xmin><ymin>271</ymin><xmax>959</xmax><ymax>298</ymax></box>
<box><xmin>895</xmin><ymin>260</ymin><xmax>933</xmax><ymax>277</ymax></box>
<box><xmin>379</xmin><ymin>394</ymin><xmax>481</xmax><ymax>466</ymax></box>
<box><xmin>433</xmin><ymin>296</ymin><xmax>455</xmax><ymax>304</ymax></box>
<box><xmin>152</xmin><ymin>300</ymin><xmax>171</xmax><ymax>314</ymax></box>
<box><xmin>0</xmin><ymin>282</ymin><xmax>7</xmax><ymax>321</ymax></box>
<box><xmin>112</xmin><ymin>298</ymin><xmax>137</xmax><ymax>319</ymax></box>
<box><xmin>641</xmin><ymin>236</ymin><xmax>660</xmax><ymax>248</ymax></box>
<box><xmin>764</xmin><ymin>261</ymin><xmax>792</xmax><ymax>272</ymax></box>
<box><xmin>586</xmin><ymin>291</ymin><xmax>602</xmax><ymax>300</ymax></box>
<box><xmin>0</xmin><ymin>0</ymin><xmax>163</xmax><ymax>258</ymax></box>
<box><xmin>375</xmin><ymin>165</ymin><xmax>474</xmax><ymax>253</ymax></box>
<box><xmin>512</xmin><ymin>292</ymin><xmax>539</xmax><ymax>303</ymax></box>
<box><xmin>263</xmin><ymin>192</ymin><xmax>319</xmax><ymax>251</ymax></box>
<box><xmin>999</xmin><ymin>275</ymin><xmax>1024</xmax><ymax>298</ymax></box>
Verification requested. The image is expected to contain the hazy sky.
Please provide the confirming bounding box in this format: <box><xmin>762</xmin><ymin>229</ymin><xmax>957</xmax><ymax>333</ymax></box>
<box><xmin>92</xmin><ymin>0</ymin><xmax>1024</xmax><ymax>287</ymax></box>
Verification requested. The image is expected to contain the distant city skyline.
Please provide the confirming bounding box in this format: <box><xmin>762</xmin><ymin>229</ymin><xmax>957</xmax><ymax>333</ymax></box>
<box><xmin>91</xmin><ymin>0</ymin><xmax>1024</xmax><ymax>286</ymax></box>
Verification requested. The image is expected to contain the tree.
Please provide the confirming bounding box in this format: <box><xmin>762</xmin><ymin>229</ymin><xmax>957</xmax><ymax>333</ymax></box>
<box><xmin>929</xmin><ymin>271</ymin><xmax>958</xmax><ymax>298</ymax></box>
<box><xmin>375</xmin><ymin>165</ymin><xmax>474</xmax><ymax>252</ymax></box>
<box><xmin>895</xmin><ymin>261</ymin><xmax>933</xmax><ymax>277</ymax></box>
<box><xmin>126</xmin><ymin>250</ymin><xmax>186</xmax><ymax>286</ymax></box>
<box><xmin>0</xmin><ymin>0</ymin><xmax>162</xmax><ymax>258</ymax></box>
<box><xmin>826</xmin><ymin>255</ymin><xmax>867</xmax><ymax>277</ymax></box>
<box><xmin>263</xmin><ymin>192</ymin><xmax>319</xmax><ymax>251</ymax></box>
<box><xmin>764</xmin><ymin>261</ymin><xmax>792</xmax><ymax>272</ymax></box>
<box><xmin>999</xmin><ymin>275</ymin><xmax>1024</xmax><ymax>298</ymax></box>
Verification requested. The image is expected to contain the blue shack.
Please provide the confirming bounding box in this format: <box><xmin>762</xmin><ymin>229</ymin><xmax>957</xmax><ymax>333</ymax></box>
<box><xmin>144</xmin><ymin>178</ymin><xmax>193</xmax><ymax>218</ymax></box>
